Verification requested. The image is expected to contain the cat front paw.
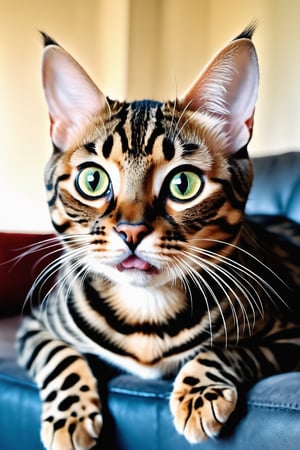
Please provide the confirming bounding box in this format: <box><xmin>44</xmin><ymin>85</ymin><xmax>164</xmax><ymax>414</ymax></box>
<box><xmin>170</xmin><ymin>359</ymin><xmax>237</xmax><ymax>443</ymax></box>
<box><xmin>40</xmin><ymin>367</ymin><xmax>102</xmax><ymax>450</ymax></box>
<box><xmin>41</xmin><ymin>392</ymin><xmax>102</xmax><ymax>450</ymax></box>
<box><xmin>41</xmin><ymin>408</ymin><xmax>102</xmax><ymax>450</ymax></box>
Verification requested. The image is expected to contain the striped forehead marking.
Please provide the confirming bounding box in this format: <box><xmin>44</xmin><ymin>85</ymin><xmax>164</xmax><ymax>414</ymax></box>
<box><xmin>102</xmin><ymin>100</ymin><xmax>176</xmax><ymax>160</ymax></box>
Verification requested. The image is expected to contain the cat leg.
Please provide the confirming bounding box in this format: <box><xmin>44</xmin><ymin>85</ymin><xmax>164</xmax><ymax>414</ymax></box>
<box><xmin>40</xmin><ymin>356</ymin><xmax>102</xmax><ymax>450</ymax></box>
<box><xmin>170</xmin><ymin>349</ymin><xmax>242</xmax><ymax>444</ymax></box>
<box><xmin>17</xmin><ymin>318</ymin><xmax>102</xmax><ymax>450</ymax></box>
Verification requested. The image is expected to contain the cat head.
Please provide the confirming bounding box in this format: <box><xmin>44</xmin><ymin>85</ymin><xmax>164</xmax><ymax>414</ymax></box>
<box><xmin>41</xmin><ymin>27</ymin><xmax>259</xmax><ymax>288</ymax></box>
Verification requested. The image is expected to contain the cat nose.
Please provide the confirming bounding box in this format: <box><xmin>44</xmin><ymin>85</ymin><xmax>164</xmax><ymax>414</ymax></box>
<box><xmin>115</xmin><ymin>222</ymin><xmax>152</xmax><ymax>251</ymax></box>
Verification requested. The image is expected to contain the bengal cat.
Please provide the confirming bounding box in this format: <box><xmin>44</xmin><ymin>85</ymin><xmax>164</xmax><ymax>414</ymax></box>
<box><xmin>17</xmin><ymin>26</ymin><xmax>300</xmax><ymax>450</ymax></box>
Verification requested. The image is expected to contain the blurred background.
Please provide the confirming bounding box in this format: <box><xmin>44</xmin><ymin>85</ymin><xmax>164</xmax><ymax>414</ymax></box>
<box><xmin>1</xmin><ymin>0</ymin><xmax>300</xmax><ymax>231</ymax></box>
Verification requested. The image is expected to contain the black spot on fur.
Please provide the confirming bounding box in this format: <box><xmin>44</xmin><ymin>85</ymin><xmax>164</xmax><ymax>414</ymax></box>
<box><xmin>61</xmin><ymin>373</ymin><xmax>80</xmax><ymax>390</ymax></box>
<box><xmin>80</xmin><ymin>385</ymin><xmax>90</xmax><ymax>392</ymax></box>
<box><xmin>45</xmin><ymin>416</ymin><xmax>54</xmax><ymax>423</ymax></box>
<box><xmin>183</xmin><ymin>376</ymin><xmax>200</xmax><ymax>386</ymax></box>
<box><xmin>162</xmin><ymin>138</ymin><xmax>175</xmax><ymax>160</ymax></box>
<box><xmin>53</xmin><ymin>419</ymin><xmax>66</xmax><ymax>431</ymax></box>
<box><xmin>58</xmin><ymin>395</ymin><xmax>80</xmax><ymax>411</ymax></box>
<box><xmin>45</xmin><ymin>390</ymin><xmax>57</xmax><ymax>402</ymax></box>
<box><xmin>92</xmin><ymin>239</ymin><xmax>107</xmax><ymax>245</ymax></box>
<box><xmin>190</xmin><ymin>386</ymin><xmax>204</xmax><ymax>394</ymax></box>
<box><xmin>204</xmin><ymin>392</ymin><xmax>218</xmax><ymax>401</ymax></box>
<box><xmin>102</xmin><ymin>135</ymin><xmax>113</xmax><ymax>158</ymax></box>
<box><xmin>42</xmin><ymin>355</ymin><xmax>80</xmax><ymax>389</ymax></box>
<box><xmin>194</xmin><ymin>396</ymin><xmax>204</xmax><ymax>409</ymax></box>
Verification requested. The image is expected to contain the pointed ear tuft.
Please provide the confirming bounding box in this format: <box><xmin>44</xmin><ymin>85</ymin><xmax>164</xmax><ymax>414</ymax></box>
<box><xmin>233</xmin><ymin>21</ymin><xmax>257</xmax><ymax>41</ymax></box>
<box><xmin>179</xmin><ymin>31</ymin><xmax>259</xmax><ymax>154</ymax></box>
<box><xmin>39</xmin><ymin>32</ymin><xmax>60</xmax><ymax>48</ymax></box>
<box><xmin>42</xmin><ymin>42</ymin><xmax>107</xmax><ymax>151</ymax></box>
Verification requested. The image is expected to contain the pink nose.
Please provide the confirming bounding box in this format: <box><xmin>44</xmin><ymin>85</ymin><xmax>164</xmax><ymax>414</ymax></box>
<box><xmin>115</xmin><ymin>222</ymin><xmax>152</xmax><ymax>250</ymax></box>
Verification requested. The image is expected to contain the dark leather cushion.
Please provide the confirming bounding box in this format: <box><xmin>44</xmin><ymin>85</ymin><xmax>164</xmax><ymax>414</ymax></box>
<box><xmin>0</xmin><ymin>353</ymin><xmax>299</xmax><ymax>450</ymax></box>
<box><xmin>247</xmin><ymin>151</ymin><xmax>300</xmax><ymax>222</ymax></box>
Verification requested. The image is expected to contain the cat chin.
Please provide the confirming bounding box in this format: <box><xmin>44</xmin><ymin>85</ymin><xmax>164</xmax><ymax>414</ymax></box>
<box><xmin>112</xmin><ymin>268</ymin><xmax>168</xmax><ymax>288</ymax></box>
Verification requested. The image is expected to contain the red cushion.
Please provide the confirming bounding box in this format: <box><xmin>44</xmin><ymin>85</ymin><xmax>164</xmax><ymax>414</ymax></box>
<box><xmin>0</xmin><ymin>232</ymin><xmax>59</xmax><ymax>316</ymax></box>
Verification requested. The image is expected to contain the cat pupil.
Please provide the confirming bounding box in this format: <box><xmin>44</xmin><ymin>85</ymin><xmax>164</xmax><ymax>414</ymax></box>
<box><xmin>176</xmin><ymin>173</ymin><xmax>188</xmax><ymax>194</ymax></box>
<box><xmin>88</xmin><ymin>171</ymin><xmax>100</xmax><ymax>191</ymax></box>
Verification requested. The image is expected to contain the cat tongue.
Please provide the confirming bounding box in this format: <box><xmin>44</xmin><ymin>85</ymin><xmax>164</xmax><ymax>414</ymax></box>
<box><xmin>118</xmin><ymin>256</ymin><xmax>152</xmax><ymax>271</ymax></box>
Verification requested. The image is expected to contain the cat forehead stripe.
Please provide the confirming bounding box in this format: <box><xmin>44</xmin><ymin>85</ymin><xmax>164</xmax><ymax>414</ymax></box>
<box><xmin>102</xmin><ymin>135</ymin><xmax>113</xmax><ymax>159</ymax></box>
<box><xmin>111</xmin><ymin>100</ymin><xmax>168</xmax><ymax>157</ymax></box>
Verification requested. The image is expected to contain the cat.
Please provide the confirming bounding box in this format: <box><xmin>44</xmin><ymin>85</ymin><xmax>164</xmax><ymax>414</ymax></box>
<box><xmin>17</xmin><ymin>25</ymin><xmax>300</xmax><ymax>450</ymax></box>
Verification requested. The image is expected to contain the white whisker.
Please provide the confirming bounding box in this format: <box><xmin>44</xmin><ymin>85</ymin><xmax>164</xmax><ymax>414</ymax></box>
<box><xmin>191</xmin><ymin>237</ymin><xmax>290</xmax><ymax>288</ymax></box>
<box><xmin>173</xmin><ymin>255</ymin><xmax>227</xmax><ymax>346</ymax></box>
<box><xmin>166</xmin><ymin>97</ymin><xmax>178</xmax><ymax>141</ymax></box>
<box><xmin>171</xmin><ymin>258</ymin><xmax>192</xmax><ymax>300</ymax></box>
<box><xmin>189</xmin><ymin>245</ymin><xmax>265</xmax><ymax>319</ymax></box>
<box><xmin>183</xmin><ymin>250</ymin><xmax>253</xmax><ymax>340</ymax></box>
<box><xmin>170</xmin><ymin>99</ymin><xmax>193</xmax><ymax>143</ymax></box>
<box><xmin>189</xmin><ymin>237</ymin><xmax>290</xmax><ymax>309</ymax></box>
<box><xmin>23</xmin><ymin>241</ymin><xmax>90</xmax><ymax>319</ymax></box>
<box><xmin>4</xmin><ymin>236</ymin><xmax>60</xmax><ymax>272</ymax></box>
<box><xmin>182</xmin><ymin>251</ymin><xmax>242</xmax><ymax>343</ymax></box>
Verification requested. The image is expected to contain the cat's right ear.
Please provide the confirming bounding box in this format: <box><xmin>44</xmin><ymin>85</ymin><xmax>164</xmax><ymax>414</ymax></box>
<box><xmin>178</xmin><ymin>27</ymin><xmax>259</xmax><ymax>155</ymax></box>
<box><xmin>41</xmin><ymin>34</ymin><xmax>107</xmax><ymax>151</ymax></box>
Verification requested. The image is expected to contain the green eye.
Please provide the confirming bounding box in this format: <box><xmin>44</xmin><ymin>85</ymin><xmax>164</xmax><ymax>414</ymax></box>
<box><xmin>76</xmin><ymin>166</ymin><xmax>110</xmax><ymax>199</ymax></box>
<box><xmin>169</xmin><ymin>170</ymin><xmax>203</xmax><ymax>201</ymax></box>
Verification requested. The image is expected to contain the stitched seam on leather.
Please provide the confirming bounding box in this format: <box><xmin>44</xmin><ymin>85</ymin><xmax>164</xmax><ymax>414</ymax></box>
<box><xmin>248</xmin><ymin>401</ymin><xmax>300</xmax><ymax>412</ymax></box>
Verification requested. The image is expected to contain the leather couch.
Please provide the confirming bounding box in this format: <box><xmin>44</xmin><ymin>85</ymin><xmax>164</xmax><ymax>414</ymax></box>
<box><xmin>0</xmin><ymin>152</ymin><xmax>299</xmax><ymax>450</ymax></box>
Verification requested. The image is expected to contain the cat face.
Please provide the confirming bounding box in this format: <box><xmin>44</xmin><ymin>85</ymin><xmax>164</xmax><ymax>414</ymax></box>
<box><xmin>42</xmin><ymin>31</ymin><xmax>259</xmax><ymax>288</ymax></box>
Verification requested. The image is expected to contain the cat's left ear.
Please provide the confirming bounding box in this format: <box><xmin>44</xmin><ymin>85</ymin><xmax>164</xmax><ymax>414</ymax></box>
<box><xmin>41</xmin><ymin>34</ymin><xmax>107</xmax><ymax>151</ymax></box>
<box><xmin>179</xmin><ymin>28</ymin><xmax>259</xmax><ymax>154</ymax></box>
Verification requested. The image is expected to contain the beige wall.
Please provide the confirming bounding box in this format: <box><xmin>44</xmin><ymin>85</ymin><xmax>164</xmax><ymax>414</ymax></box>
<box><xmin>1</xmin><ymin>0</ymin><xmax>300</xmax><ymax>231</ymax></box>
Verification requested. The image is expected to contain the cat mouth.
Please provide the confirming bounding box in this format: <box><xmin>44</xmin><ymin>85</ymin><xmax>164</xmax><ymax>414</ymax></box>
<box><xmin>116</xmin><ymin>256</ymin><xmax>158</xmax><ymax>274</ymax></box>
